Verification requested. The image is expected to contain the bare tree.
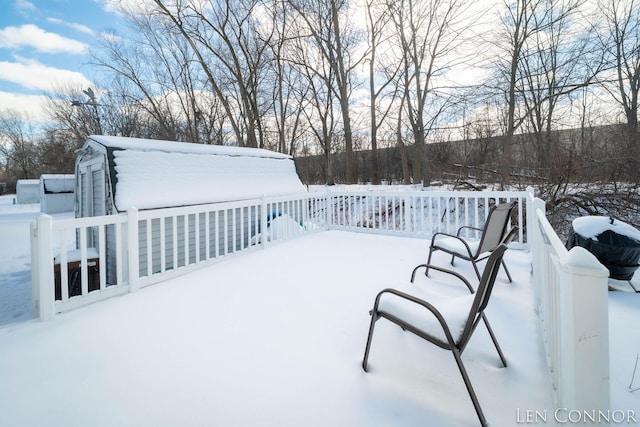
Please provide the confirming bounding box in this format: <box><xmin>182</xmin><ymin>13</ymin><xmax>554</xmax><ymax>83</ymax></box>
<box><xmin>492</xmin><ymin>0</ymin><xmax>546</xmax><ymax>184</ymax></box>
<box><xmin>94</xmin><ymin>17</ymin><xmax>192</xmax><ymax>141</ymax></box>
<box><xmin>387</xmin><ymin>0</ymin><xmax>469</xmax><ymax>186</ymax></box>
<box><xmin>42</xmin><ymin>85</ymin><xmax>100</xmax><ymax>145</ymax></box>
<box><xmin>518</xmin><ymin>0</ymin><xmax>594</xmax><ymax>177</ymax></box>
<box><xmin>0</xmin><ymin>110</ymin><xmax>40</xmax><ymax>181</ymax></box>
<box><xmin>265</xmin><ymin>1</ymin><xmax>308</xmax><ymax>155</ymax></box>
<box><xmin>287</xmin><ymin>0</ymin><xmax>361</xmax><ymax>183</ymax></box>
<box><xmin>153</xmin><ymin>0</ymin><xmax>275</xmax><ymax>148</ymax></box>
<box><xmin>289</xmin><ymin>18</ymin><xmax>339</xmax><ymax>184</ymax></box>
<box><xmin>37</xmin><ymin>129</ymin><xmax>79</xmax><ymax>174</ymax></box>
<box><xmin>365</xmin><ymin>0</ymin><xmax>400</xmax><ymax>184</ymax></box>
<box><xmin>595</xmin><ymin>0</ymin><xmax>640</xmax><ymax>177</ymax></box>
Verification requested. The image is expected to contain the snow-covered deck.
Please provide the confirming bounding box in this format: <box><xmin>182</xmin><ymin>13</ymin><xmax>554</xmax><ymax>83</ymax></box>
<box><xmin>0</xmin><ymin>231</ymin><xmax>555</xmax><ymax>426</ymax></box>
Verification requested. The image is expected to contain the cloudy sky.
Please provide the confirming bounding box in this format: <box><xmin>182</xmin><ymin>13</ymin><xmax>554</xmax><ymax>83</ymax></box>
<box><xmin>0</xmin><ymin>0</ymin><xmax>124</xmax><ymax>121</ymax></box>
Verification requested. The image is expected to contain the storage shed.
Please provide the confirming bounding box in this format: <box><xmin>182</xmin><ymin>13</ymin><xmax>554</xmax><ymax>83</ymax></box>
<box><xmin>75</xmin><ymin>135</ymin><xmax>306</xmax><ymax>217</ymax></box>
<box><xmin>73</xmin><ymin>135</ymin><xmax>307</xmax><ymax>284</ymax></box>
<box><xmin>40</xmin><ymin>174</ymin><xmax>75</xmax><ymax>214</ymax></box>
<box><xmin>16</xmin><ymin>179</ymin><xmax>40</xmax><ymax>204</ymax></box>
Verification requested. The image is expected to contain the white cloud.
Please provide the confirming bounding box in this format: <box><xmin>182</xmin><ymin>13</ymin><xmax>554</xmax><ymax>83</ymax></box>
<box><xmin>15</xmin><ymin>0</ymin><xmax>36</xmax><ymax>12</ymax></box>
<box><xmin>46</xmin><ymin>18</ymin><xmax>96</xmax><ymax>36</ymax></box>
<box><xmin>0</xmin><ymin>91</ymin><xmax>49</xmax><ymax>122</ymax></box>
<box><xmin>0</xmin><ymin>24</ymin><xmax>88</xmax><ymax>54</ymax></box>
<box><xmin>100</xmin><ymin>0</ymin><xmax>157</xmax><ymax>15</ymax></box>
<box><xmin>0</xmin><ymin>57</ymin><xmax>92</xmax><ymax>91</ymax></box>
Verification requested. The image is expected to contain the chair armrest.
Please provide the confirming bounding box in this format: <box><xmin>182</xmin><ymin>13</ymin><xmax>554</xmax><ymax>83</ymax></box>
<box><xmin>373</xmin><ymin>288</ymin><xmax>457</xmax><ymax>345</ymax></box>
<box><xmin>430</xmin><ymin>233</ymin><xmax>475</xmax><ymax>258</ymax></box>
<box><xmin>456</xmin><ymin>225</ymin><xmax>482</xmax><ymax>237</ymax></box>
<box><xmin>411</xmin><ymin>263</ymin><xmax>475</xmax><ymax>293</ymax></box>
<box><xmin>430</xmin><ymin>231</ymin><xmax>457</xmax><ymax>242</ymax></box>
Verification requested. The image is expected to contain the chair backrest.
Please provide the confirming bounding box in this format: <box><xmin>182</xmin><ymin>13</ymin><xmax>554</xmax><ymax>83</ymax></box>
<box><xmin>458</xmin><ymin>243</ymin><xmax>508</xmax><ymax>346</ymax></box>
<box><xmin>476</xmin><ymin>201</ymin><xmax>517</xmax><ymax>255</ymax></box>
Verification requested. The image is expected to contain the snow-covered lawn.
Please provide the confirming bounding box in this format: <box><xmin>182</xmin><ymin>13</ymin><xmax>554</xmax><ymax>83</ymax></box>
<box><xmin>0</xmin><ymin>194</ymin><xmax>638</xmax><ymax>426</ymax></box>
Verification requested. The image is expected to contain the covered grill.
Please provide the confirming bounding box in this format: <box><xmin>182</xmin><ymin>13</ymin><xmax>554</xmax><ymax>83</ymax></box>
<box><xmin>566</xmin><ymin>216</ymin><xmax>640</xmax><ymax>282</ymax></box>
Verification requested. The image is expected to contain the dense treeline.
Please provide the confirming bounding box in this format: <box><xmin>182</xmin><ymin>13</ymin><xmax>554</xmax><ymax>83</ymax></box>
<box><xmin>1</xmin><ymin>0</ymin><xmax>640</xmax><ymax>192</ymax></box>
<box><xmin>295</xmin><ymin>123</ymin><xmax>638</xmax><ymax>185</ymax></box>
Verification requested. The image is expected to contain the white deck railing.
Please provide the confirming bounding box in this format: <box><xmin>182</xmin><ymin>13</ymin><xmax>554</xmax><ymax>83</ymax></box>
<box><xmin>31</xmin><ymin>192</ymin><xmax>330</xmax><ymax>320</ymax></box>
<box><xmin>325</xmin><ymin>189</ymin><xmax>527</xmax><ymax>243</ymax></box>
<box><xmin>31</xmin><ymin>189</ymin><xmax>530</xmax><ymax>320</ymax></box>
<box><xmin>527</xmin><ymin>191</ymin><xmax>610</xmax><ymax>413</ymax></box>
<box><xmin>30</xmin><ymin>187</ymin><xmax>609</xmax><ymax>414</ymax></box>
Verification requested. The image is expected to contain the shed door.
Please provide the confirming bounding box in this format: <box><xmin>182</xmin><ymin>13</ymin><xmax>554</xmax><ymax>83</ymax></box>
<box><xmin>78</xmin><ymin>159</ymin><xmax>105</xmax><ymax>218</ymax></box>
<box><xmin>78</xmin><ymin>159</ymin><xmax>106</xmax><ymax>248</ymax></box>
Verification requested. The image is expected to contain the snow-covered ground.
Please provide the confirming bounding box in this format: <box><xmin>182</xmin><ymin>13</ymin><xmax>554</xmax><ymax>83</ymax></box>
<box><xmin>0</xmin><ymin>193</ymin><xmax>638</xmax><ymax>426</ymax></box>
<box><xmin>0</xmin><ymin>195</ymin><xmax>72</xmax><ymax>325</ymax></box>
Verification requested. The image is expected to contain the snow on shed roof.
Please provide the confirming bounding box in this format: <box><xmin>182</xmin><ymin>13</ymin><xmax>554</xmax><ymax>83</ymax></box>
<box><xmin>88</xmin><ymin>135</ymin><xmax>292</xmax><ymax>159</ymax></box>
<box><xmin>85</xmin><ymin>136</ymin><xmax>306</xmax><ymax>211</ymax></box>
<box><xmin>40</xmin><ymin>174</ymin><xmax>74</xmax><ymax>193</ymax></box>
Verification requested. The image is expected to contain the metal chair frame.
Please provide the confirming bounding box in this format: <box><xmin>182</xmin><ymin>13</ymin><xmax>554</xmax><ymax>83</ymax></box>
<box><xmin>413</xmin><ymin>201</ymin><xmax>517</xmax><ymax>283</ymax></box>
<box><xmin>362</xmin><ymin>244</ymin><xmax>509</xmax><ymax>427</ymax></box>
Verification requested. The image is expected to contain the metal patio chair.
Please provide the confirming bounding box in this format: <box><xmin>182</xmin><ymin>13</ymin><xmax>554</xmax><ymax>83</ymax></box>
<box><xmin>362</xmin><ymin>244</ymin><xmax>508</xmax><ymax>427</ymax></box>
<box><xmin>412</xmin><ymin>201</ymin><xmax>517</xmax><ymax>283</ymax></box>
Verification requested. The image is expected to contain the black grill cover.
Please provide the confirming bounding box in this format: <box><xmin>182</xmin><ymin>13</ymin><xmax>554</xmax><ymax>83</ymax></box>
<box><xmin>567</xmin><ymin>220</ymin><xmax>640</xmax><ymax>281</ymax></box>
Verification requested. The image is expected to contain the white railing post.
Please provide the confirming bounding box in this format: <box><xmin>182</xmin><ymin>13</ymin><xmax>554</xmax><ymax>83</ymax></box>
<box><xmin>261</xmin><ymin>195</ymin><xmax>267</xmax><ymax>249</ymax></box>
<box><xmin>127</xmin><ymin>207</ymin><xmax>139</xmax><ymax>292</ymax></box>
<box><xmin>404</xmin><ymin>194</ymin><xmax>410</xmax><ymax>233</ymax></box>
<box><xmin>525</xmin><ymin>187</ymin><xmax>535</xmax><ymax>250</ymax></box>
<box><xmin>529</xmin><ymin>196</ymin><xmax>546</xmax><ymax>312</ymax></box>
<box><xmin>324</xmin><ymin>191</ymin><xmax>332</xmax><ymax>229</ymax></box>
<box><xmin>558</xmin><ymin>246</ymin><xmax>610</xmax><ymax>412</ymax></box>
<box><xmin>33</xmin><ymin>214</ymin><xmax>55</xmax><ymax>320</ymax></box>
<box><xmin>30</xmin><ymin>221</ymin><xmax>39</xmax><ymax>318</ymax></box>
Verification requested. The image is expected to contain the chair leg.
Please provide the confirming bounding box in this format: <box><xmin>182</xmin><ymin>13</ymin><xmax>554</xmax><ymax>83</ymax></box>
<box><xmin>411</xmin><ymin>247</ymin><xmax>437</xmax><ymax>282</ymax></box>
<box><xmin>362</xmin><ymin>311</ymin><xmax>379</xmax><ymax>372</ymax></box>
<box><xmin>410</xmin><ymin>265</ymin><xmax>427</xmax><ymax>283</ymax></box>
<box><xmin>451</xmin><ymin>346</ymin><xmax>489</xmax><ymax>427</ymax></box>
<box><xmin>424</xmin><ymin>247</ymin><xmax>436</xmax><ymax>277</ymax></box>
<box><xmin>481</xmin><ymin>313</ymin><xmax>507</xmax><ymax>367</ymax></box>
<box><xmin>501</xmin><ymin>260</ymin><xmax>513</xmax><ymax>283</ymax></box>
<box><xmin>471</xmin><ymin>260</ymin><xmax>482</xmax><ymax>281</ymax></box>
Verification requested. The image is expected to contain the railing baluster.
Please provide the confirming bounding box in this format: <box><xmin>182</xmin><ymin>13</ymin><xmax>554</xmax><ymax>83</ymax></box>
<box><xmin>160</xmin><ymin>217</ymin><xmax>166</xmax><ymax>272</ymax></box>
<box><xmin>214</xmin><ymin>210</ymin><xmax>220</xmax><ymax>258</ymax></box>
<box><xmin>116</xmin><ymin>222</ymin><xmax>123</xmax><ymax>285</ymax></box>
<box><xmin>205</xmin><ymin>211</ymin><xmax>210</xmax><ymax>260</ymax></box>
<box><xmin>224</xmin><ymin>209</ymin><xmax>229</xmax><ymax>255</ymax></box>
<box><xmin>59</xmin><ymin>229</ymin><xmax>69</xmax><ymax>301</ymax></box>
<box><xmin>185</xmin><ymin>214</ymin><xmax>190</xmax><ymax>264</ymax></box>
<box><xmin>172</xmin><ymin>215</ymin><xmax>178</xmax><ymax>269</ymax></box>
<box><xmin>79</xmin><ymin>227</ymin><xmax>88</xmax><ymax>296</ymax></box>
<box><xmin>98</xmin><ymin>224</ymin><xmax>106</xmax><ymax>290</ymax></box>
<box><xmin>195</xmin><ymin>212</ymin><xmax>201</xmax><ymax>263</ymax></box>
<box><xmin>146</xmin><ymin>219</ymin><xmax>152</xmax><ymax>277</ymax></box>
